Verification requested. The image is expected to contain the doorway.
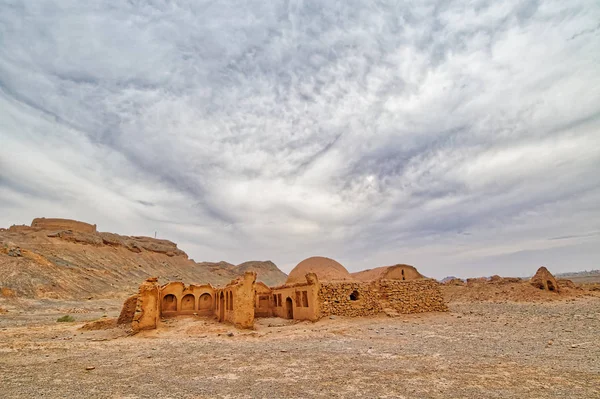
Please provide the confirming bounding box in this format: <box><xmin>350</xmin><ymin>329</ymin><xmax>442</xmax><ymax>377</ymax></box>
<box><xmin>285</xmin><ymin>297</ymin><xmax>294</xmax><ymax>319</ymax></box>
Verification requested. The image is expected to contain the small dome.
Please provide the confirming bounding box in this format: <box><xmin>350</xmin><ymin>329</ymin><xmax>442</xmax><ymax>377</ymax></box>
<box><xmin>286</xmin><ymin>256</ymin><xmax>353</xmax><ymax>284</ymax></box>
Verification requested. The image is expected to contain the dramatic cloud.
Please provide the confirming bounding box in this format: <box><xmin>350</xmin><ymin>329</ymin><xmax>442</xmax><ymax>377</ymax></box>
<box><xmin>1</xmin><ymin>0</ymin><xmax>599</xmax><ymax>277</ymax></box>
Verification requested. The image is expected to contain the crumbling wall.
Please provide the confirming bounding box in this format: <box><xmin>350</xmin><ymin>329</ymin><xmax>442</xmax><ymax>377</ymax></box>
<box><xmin>218</xmin><ymin>272</ymin><xmax>256</xmax><ymax>328</ymax></box>
<box><xmin>118</xmin><ymin>294</ymin><xmax>139</xmax><ymax>325</ymax></box>
<box><xmin>158</xmin><ymin>282</ymin><xmax>215</xmax><ymax>316</ymax></box>
<box><xmin>318</xmin><ymin>282</ymin><xmax>382</xmax><ymax>317</ymax></box>
<box><xmin>31</xmin><ymin>218</ymin><xmax>97</xmax><ymax>233</ymax></box>
<box><xmin>378</xmin><ymin>279</ymin><xmax>448</xmax><ymax>314</ymax></box>
<box><xmin>132</xmin><ymin>277</ymin><xmax>160</xmax><ymax>332</ymax></box>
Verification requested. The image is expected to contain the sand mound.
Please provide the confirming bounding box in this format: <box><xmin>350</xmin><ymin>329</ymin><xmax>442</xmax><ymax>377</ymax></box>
<box><xmin>79</xmin><ymin>317</ymin><xmax>117</xmax><ymax>331</ymax></box>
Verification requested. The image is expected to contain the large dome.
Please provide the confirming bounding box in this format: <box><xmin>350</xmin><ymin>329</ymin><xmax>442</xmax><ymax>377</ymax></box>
<box><xmin>286</xmin><ymin>256</ymin><xmax>354</xmax><ymax>284</ymax></box>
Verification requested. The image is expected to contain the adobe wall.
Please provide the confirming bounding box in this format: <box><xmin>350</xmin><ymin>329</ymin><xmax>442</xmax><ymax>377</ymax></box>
<box><xmin>132</xmin><ymin>277</ymin><xmax>160</xmax><ymax>332</ymax></box>
<box><xmin>271</xmin><ymin>279</ymin><xmax>320</xmax><ymax>321</ymax></box>
<box><xmin>160</xmin><ymin>282</ymin><xmax>215</xmax><ymax>316</ymax></box>
<box><xmin>318</xmin><ymin>282</ymin><xmax>382</xmax><ymax>317</ymax></box>
<box><xmin>378</xmin><ymin>279</ymin><xmax>448</xmax><ymax>313</ymax></box>
<box><xmin>31</xmin><ymin>218</ymin><xmax>97</xmax><ymax>233</ymax></box>
<box><xmin>215</xmin><ymin>272</ymin><xmax>257</xmax><ymax>329</ymax></box>
<box><xmin>118</xmin><ymin>294</ymin><xmax>139</xmax><ymax>325</ymax></box>
<box><xmin>383</xmin><ymin>265</ymin><xmax>424</xmax><ymax>281</ymax></box>
<box><xmin>254</xmin><ymin>282</ymin><xmax>273</xmax><ymax>318</ymax></box>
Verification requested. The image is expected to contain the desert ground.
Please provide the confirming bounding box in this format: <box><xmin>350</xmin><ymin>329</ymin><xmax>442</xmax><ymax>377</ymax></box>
<box><xmin>1</xmin><ymin>295</ymin><xmax>599</xmax><ymax>399</ymax></box>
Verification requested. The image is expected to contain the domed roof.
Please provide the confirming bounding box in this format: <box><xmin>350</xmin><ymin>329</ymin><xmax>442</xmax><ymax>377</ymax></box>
<box><xmin>286</xmin><ymin>256</ymin><xmax>354</xmax><ymax>284</ymax></box>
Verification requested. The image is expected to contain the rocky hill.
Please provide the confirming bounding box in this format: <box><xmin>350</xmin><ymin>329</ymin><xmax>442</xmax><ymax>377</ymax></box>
<box><xmin>0</xmin><ymin>218</ymin><xmax>287</xmax><ymax>299</ymax></box>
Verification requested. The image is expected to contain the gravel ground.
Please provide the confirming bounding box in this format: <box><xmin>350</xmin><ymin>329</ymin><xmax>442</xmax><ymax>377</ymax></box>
<box><xmin>1</xmin><ymin>298</ymin><xmax>599</xmax><ymax>398</ymax></box>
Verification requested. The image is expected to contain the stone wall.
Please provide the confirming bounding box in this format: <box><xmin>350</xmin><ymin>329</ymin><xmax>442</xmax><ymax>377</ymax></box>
<box><xmin>378</xmin><ymin>279</ymin><xmax>448</xmax><ymax>314</ymax></box>
<box><xmin>31</xmin><ymin>218</ymin><xmax>97</xmax><ymax>233</ymax></box>
<box><xmin>318</xmin><ymin>282</ymin><xmax>382</xmax><ymax>317</ymax></box>
<box><xmin>318</xmin><ymin>279</ymin><xmax>447</xmax><ymax>317</ymax></box>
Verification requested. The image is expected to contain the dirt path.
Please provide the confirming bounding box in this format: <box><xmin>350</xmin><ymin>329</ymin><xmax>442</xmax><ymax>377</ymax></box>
<box><xmin>1</xmin><ymin>298</ymin><xmax>599</xmax><ymax>398</ymax></box>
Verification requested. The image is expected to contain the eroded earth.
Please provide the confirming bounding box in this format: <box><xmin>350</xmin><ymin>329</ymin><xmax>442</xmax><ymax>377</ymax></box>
<box><xmin>1</xmin><ymin>297</ymin><xmax>599</xmax><ymax>398</ymax></box>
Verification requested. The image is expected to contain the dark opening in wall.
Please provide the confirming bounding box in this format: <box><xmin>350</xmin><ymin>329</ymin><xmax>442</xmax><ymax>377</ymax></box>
<box><xmin>547</xmin><ymin>280</ymin><xmax>556</xmax><ymax>291</ymax></box>
<box><xmin>302</xmin><ymin>291</ymin><xmax>309</xmax><ymax>307</ymax></box>
<box><xmin>349</xmin><ymin>290</ymin><xmax>360</xmax><ymax>301</ymax></box>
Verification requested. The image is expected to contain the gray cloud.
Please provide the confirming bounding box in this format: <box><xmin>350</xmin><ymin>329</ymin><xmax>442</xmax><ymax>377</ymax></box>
<box><xmin>1</xmin><ymin>0</ymin><xmax>599</xmax><ymax>277</ymax></box>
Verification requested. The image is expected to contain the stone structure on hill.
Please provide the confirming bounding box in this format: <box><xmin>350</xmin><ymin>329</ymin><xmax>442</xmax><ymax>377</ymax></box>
<box><xmin>30</xmin><ymin>218</ymin><xmax>97</xmax><ymax>233</ymax></box>
<box><xmin>530</xmin><ymin>266</ymin><xmax>560</xmax><ymax>292</ymax></box>
<box><xmin>126</xmin><ymin>256</ymin><xmax>448</xmax><ymax>331</ymax></box>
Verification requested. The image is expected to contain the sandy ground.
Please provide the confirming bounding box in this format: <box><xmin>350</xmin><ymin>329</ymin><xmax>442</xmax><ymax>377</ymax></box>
<box><xmin>1</xmin><ymin>297</ymin><xmax>599</xmax><ymax>398</ymax></box>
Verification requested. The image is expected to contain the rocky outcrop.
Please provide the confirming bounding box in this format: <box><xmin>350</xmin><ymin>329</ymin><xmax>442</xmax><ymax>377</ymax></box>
<box><xmin>237</xmin><ymin>260</ymin><xmax>287</xmax><ymax>286</ymax></box>
<box><xmin>0</xmin><ymin>217</ymin><xmax>288</xmax><ymax>299</ymax></box>
<box><xmin>444</xmin><ymin>278</ymin><xmax>465</xmax><ymax>286</ymax></box>
<box><xmin>530</xmin><ymin>267</ymin><xmax>559</xmax><ymax>292</ymax></box>
<box><xmin>31</xmin><ymin>218</ymin><xmax>97</xmax><ymax>233</ymax></box>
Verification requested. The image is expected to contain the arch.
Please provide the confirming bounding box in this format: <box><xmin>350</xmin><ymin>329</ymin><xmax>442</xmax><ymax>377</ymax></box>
<box><xmin>219</xmin><ymin>292</ymin><xmax>225</xmax><ymax>321</ymax></box>
<box><xmin>198</xmin><ymin>293</ymin><xmax>212</xmax><ymax>310</ymax></box>
<box><xmin>181</xmin><ymin>294</ymin><xmax>195</xmax><ymax>311</ymax></box>
<box><xmin>229</xmin><ymin>292</ymin><xmax>234</xmax><ymax>310</ymax></box>
<box><xmin>349</xmin><ymin>290</ymin><xmax>360</xmax><ymax>301</ymax></box>
<box><xmin>285</xmin><ymin>297</ymin><xmax>293</xmax><ymax>319</ymax></box>
<box><xmin>162</xmin><ymin>294</ymin><xmax>177</xmax><ymax>312</ymax></box>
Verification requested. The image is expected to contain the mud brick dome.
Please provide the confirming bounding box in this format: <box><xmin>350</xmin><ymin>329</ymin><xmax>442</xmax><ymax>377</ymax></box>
<box><xmin>286</xmin><ymin>256</ymin><xmax>355</xmax><ymax>284</ymax></box>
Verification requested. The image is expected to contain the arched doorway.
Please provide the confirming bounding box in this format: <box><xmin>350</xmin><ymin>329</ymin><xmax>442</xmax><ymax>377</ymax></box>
<box><xmin>219</xmin><ymin>292</ymin><xmax>225</xmax><ymax>322</ymax></box>
<box><xmin>181</xmin><ymin>294</ymin><xmax>195</xmax><ymax>311</ymax></box>
<box><xmin>162</xmin><ymin>294</ymin><xmax>177</xmax><ymax>312</ymax></box>
<box><xmin>198</xmin><ymin>293</ymin><xmax>212</xmax><ymax>311</ymax></box>
<box><xmin>285</xmin><ymin>297</ymin><xmax>293</xmax><ymax>319</ymax></box>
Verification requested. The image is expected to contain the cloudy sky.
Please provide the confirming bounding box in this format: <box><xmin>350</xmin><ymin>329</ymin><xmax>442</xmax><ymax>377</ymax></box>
<box><xmin>1</xmin><ymin>0</ymin><xmax>599</xmax><ymax>278</ymax></box>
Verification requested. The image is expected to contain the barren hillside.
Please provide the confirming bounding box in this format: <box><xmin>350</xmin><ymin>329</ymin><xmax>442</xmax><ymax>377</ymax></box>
<box><xmin>0</xmin><ymin>218</ymin><xmax>287</xmax><ymax>299</ymax></box>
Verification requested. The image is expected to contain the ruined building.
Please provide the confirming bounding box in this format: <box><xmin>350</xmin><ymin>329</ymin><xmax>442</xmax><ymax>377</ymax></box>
<box><xmin>123</xmin><ymin>256</ymin><xmax>448</xmax><ymax>331</ymax></box>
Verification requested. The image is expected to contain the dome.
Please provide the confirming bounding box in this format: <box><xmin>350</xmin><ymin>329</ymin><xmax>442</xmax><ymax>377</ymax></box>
<box><xmin>286</xmin><ymin>256</ymin><xmax>354</xmax><ymax>284</ymax></box>
<box><xmin>351</xmin><ymin>264</ymin><xmax>425</xmax><ymax>282</ymax></box>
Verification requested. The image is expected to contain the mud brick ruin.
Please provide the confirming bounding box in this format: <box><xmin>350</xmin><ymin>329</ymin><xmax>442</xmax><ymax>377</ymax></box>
<box><xmin>123</xmin><ymin>256</ymin><xmax>448</xmax><ymax>331</ymax></box>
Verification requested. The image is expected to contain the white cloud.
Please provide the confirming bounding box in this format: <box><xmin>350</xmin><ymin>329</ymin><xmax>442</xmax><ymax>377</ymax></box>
<box><xmin>1</xmin><ymin>0</ymin><xmax>599</xmax><ymax>277</ymax></box>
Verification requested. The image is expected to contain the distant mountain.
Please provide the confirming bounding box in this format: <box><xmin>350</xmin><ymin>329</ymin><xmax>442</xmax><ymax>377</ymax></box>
<box><xmin>0</xmin><ymin>218</ymin><xmax>287</xmax><ymax>299</ymax></box>
<box><xmin>554</xmin><ymin>270</ymin><xmax>600</xmax><ymax>284</ymax></box>
<box><xmin>197</xmin><ymin>260</ymin><xmax>287</xmax><ymax>286</ymax></box>
<box><xmin>440</xmin><ymin>276</ymin><xmax>461</xmax><ymax>283</ymax></box>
